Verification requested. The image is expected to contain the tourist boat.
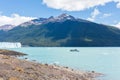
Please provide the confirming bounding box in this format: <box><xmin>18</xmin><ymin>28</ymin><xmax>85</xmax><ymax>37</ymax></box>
<box><xmin>70</xmin><ymin>49</ymin><xmax>79</xmax><ymax>52</ymax></box>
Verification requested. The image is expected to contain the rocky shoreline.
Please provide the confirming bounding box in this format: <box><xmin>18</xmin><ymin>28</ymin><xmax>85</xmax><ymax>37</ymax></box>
<box><xmin>0</xmin><ymin>49</ymin><xmax>27</xmax><ymax>56</ymax></box>
<box><xmin>0</xmin><ymin>50</ymin><xmax>102</xmax><ymax>80</ymax></box>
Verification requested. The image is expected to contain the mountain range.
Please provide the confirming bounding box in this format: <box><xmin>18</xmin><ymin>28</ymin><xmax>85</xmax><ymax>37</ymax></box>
<box><xmin>0</xmin><ymin>14</ymin><xmax>120</xmax><ymax>47</ymax></box>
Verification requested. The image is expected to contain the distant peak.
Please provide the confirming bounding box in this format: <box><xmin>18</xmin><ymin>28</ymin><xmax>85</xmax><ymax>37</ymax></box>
<box><xmin>0</xmin><ymin>24</ymin><xmax>15</xmax><ymax>31</ymax></box>
<box><xmin>60</xmin><ymin>13</ymin><xmax>69</xmax><ymax>16</ymax></box>
<box><xmin>58</xmin><ymin>13</ymin><xmax>71</xmax><ymax>18</ymax></box>
<box><xmin>56</xmin><ymin>13</ymin><xmax>75</xmax><ymax>21</ymax></box>
<box><xmin>48</xmin><ymin>16</ymin><xmax>54</xmax><ymax>19</ymax></box>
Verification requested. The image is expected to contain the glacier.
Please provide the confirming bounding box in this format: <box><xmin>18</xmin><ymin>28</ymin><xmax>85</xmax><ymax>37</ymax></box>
<box><xmin>0</xmin><ymin>42</ymin><xmax>22</xmax><ymax>48</ymax></box>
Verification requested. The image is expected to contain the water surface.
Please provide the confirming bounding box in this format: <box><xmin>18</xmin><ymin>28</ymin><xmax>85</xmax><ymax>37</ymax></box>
<box><xmin>8</xmin><ymin>47</ymin><xmax>120</xmax><ymax>80</ymax></box>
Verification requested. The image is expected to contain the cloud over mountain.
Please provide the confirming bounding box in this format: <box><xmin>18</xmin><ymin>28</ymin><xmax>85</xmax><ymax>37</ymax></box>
<box><xmin>43</xmin><ymin>0</ymin><xmax>120</xmax><ymax>11</ymax></box>
<box><xmin>87</xmin><ymin>8</ymin><xmax>100</xmax><ymax>21</ymax></box>
<box><xmin>115</xmin><ymin>22</ymin><xmax>120</xmax><ymax>28</ymax></box>
<box><xmin>0</xmin><ymin>13</ymin><xmax>35</xmax><ymax>26</ymax></box>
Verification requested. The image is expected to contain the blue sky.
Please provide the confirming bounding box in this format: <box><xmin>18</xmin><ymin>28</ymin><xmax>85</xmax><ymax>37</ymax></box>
<box><xmin>0</xmin><ymin>0</ymin><xmax>120</xmax><ymax>28</ymax></box>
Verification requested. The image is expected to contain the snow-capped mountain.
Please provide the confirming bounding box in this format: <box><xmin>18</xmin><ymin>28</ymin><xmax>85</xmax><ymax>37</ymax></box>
<box><xmin>0</xmin><ymin>14</ymin><xmax>83</xmax><ymax>31</ymax></box>
<box><xmin>19</xmin><ymin>13</ymin><xmax>77</xmax><ymax>27</ymax></box>
<box><xmin>57</xmin><ymin>13</ymin><xmax>75</xmax><ymax>20</ymax></box>
<box><xmin>19</xmin><ymin>18</ymin><xmax>47</xmax><ymax>27</ymax></box>
<box><xmin>0</xmin><ymin>24</ymin><xmax>15</xmax><ymax>31</ymax></box>
<box><xmin>45</xmin><ymin>13</ymin><xmax>76</xmax><ymax>23</ymax></box>
<box><xmin>0</xmin><ymin>13</ymin><xmax>120</xmax><ymax>47</ymax></box>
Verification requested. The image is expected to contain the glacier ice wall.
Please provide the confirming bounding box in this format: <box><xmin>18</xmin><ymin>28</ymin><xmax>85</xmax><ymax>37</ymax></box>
<box><xmin>0</xmin><ymin>42</ymin><xmax>22</xmax><ymax>48</ymax></box>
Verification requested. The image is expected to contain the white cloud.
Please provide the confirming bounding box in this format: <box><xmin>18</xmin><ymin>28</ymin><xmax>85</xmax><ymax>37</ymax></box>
<box><xmin>103</xmin><ymin>13</ymin><xmax>111</xmax><ymax>18</ymax></box>
<box><xmin>114</xmin><ymin>22</ymin><xmax>120</xmax><ymax>28</ymax></box>
<box><xmin>43</xmin><ymin>0</ymin><xmax>120</xmax><ymax>11</ymax></box>
<box><xmin>0</xmin><ymin>13</ymin><xmax>35</xmax><ymax>26</ymax></box>
<box><xmin>117</xmin><ymin>2</ymin><xmax>120</xmax><ymax>8</ymax></box>
<box><xmin>87</xmin><ymin>8</ymin><xmax>100</xmax><ymax>21</ymax></box>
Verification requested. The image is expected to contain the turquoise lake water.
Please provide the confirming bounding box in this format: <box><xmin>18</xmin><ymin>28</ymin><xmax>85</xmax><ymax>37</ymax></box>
<box><xmin>7</xmin><ymin>47</ymin><xmax>120</xmax><ymax>80</ymax></box>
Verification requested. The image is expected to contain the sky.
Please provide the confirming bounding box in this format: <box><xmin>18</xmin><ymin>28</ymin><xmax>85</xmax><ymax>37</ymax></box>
<box><xmin>0</xmin><ymin>0</ymin><xmax>120</xmax><ymax>28</ymax></box>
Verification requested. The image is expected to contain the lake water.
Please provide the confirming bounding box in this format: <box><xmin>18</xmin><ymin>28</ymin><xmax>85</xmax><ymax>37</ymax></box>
<box><xmin>7</xmin><ymin>47</ymin><xmax>120</xmax><ymax>80</ymax></box>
